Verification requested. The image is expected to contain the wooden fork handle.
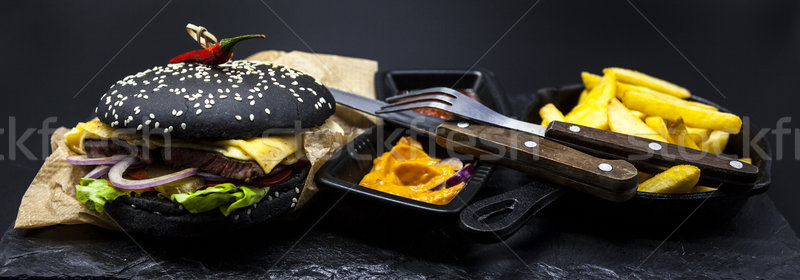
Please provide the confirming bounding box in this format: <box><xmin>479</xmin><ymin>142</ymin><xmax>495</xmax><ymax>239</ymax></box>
<box><xmin>435</xmin><ymin>121</ymin><xmax>639</xmax><ymax>202</ymax></box>
<box><xmin>545</xmin><ymin>121</ymin><xmax>759</xmax><ymax>189</ymax></box>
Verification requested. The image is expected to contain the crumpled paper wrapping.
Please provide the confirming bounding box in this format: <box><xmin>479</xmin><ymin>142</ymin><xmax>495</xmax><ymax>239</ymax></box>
<box><xmin>14</xmin><ymin>50</ymin><xmax>378</xmax><ymax>230</ymax></box>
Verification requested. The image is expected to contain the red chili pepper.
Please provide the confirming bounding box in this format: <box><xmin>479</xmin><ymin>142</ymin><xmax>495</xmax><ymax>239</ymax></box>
<box><xmin>169</xmin><ymin>34</ymin><xmax>265</xmax><ymax>66</ymax></box>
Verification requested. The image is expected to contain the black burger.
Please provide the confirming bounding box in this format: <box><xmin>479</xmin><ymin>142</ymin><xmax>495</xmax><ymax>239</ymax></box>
<box><xmin>64</xmin><ymin>60</ymin><xmax>338</xmax><ymax>236</ymax></box>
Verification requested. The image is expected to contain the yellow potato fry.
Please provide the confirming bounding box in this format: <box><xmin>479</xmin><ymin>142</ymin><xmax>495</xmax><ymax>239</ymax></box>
<box><xmin>700</xmin><ymin>130</ymin><xmax>730</xmax><ymax>154</ymax></box>
<box><xmin>686</xmin><ymin>127</ymin><xmax>710</xmax><ymax>144</ymax></box>
<box><xmin>565</xmin><ymin>103</ymin><xmax>608</xmax><ymax>130</ymax></box>
<box><xmin>607</xmin><ymin>98</ymin><xmax>668</xmax><ymax>142</ymax></box>
<box><xmin>637</xmin><ymin>165</ymin><xmax>701</xmax><ymax>194</ymax></box>
<box><xmin>644</xmin><ymin>116</ymin><xmax>673</xmax><ymax>143</ymax></box>
<box><xmin>566</xmin><ymin>74</ymin><xmax>617</xmax><ymax>129</ymax></box>
<box><xmin>692</xmin><ymin>185</ymin><xmax>717</xmax><ymax>193</ymax></box>
<box><xmin>668</xmin><ymin>118</ymin><xmax>700</xmax><ymax>150</ymax></box>
<box><xmin>630</xmin><ymin>110</ymin><xmax>646</xmax><ymax>120</ymax></box>
<box><xmin>604</xmin><ymin>67</ymin><xmax>691</xmax><ymax>99</ymax></box>
<box><xmin>583</xmin><ymin>73</ymin><xmax>617</xmax><ymax>105</ymax></box>
<box><xmin>577</xmin><ymin>89</ymin><xmax>590</xmax><ymax>105</ymax></box>
<box><xmin>738</xmin><ymin>158</ymin><xmax>752</xmax><ymax>164</ymax></box>
<box><xmin>581</xmin><ymin>72</ymin><xmax>602</xmax><ymax>90</ymax></box>
<box><xmin>582</xmin><ymin>71</ymin><xmax>716</xmax><ymax>111</ymax></box>
<box><xmin>621</xmin><ymin>90</ymin><xmax>742</xmax><ymax>133</ymax></box>
<box><xmin>638</xmin><ymin>172</ymin><xmax>653</xmax><ymax>184</ymax></box>
<box><xmin>539</xmin><ymin>103</ymin><xmax>565</xmax><ymax>126</ymax></box>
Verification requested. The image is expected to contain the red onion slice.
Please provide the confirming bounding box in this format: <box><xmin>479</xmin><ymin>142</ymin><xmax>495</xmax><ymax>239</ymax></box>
<box><xmin>66</xmin><ymin>155</ymin><xmax>127</xmax><ymax>166</ymax></box>
<box><xmin>429</xmin><ymin>163</ymin><xmax>475</xmax><ymax>192</ymax></box>
<box><xmin>108</xmin><ymin>156</ymin><xmax>198</xmax><ymax>190</ymax></box>
<box><xmin>85</xmin><ymin>165</ymin><xmax>111</xmax><ymax>179</ymax></box>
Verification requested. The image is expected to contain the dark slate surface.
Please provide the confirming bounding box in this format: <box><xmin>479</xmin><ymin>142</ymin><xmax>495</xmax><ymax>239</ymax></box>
<box><xmin>2</xmin><ymin>166</ymin><xmax>800</xmax><ymax>279</ymax></box>
<box><xmin>2</xmin><ymin>94</ymin><xmax>799</xmax><ymax>279</ymax></box>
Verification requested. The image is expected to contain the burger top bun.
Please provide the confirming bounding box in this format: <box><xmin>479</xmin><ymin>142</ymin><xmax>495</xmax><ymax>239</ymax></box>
<box><xmin>95</xmin><ymin>60</ymin><xmax>335</xmax><ymax>139</ymax></box>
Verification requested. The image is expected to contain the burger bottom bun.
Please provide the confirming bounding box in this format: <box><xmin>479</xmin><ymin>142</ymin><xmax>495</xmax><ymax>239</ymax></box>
<box><xmin>104</xmin><ymin>165</ymin><xmax>309</xmax><ymax>237</ymax></box>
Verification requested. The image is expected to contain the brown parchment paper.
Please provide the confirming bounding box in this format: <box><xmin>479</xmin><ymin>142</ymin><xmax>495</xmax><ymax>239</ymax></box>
<box><xmin>15</xmin><ymin>50</ymin><xmax>378</xmax><ymax>230</ymax></box>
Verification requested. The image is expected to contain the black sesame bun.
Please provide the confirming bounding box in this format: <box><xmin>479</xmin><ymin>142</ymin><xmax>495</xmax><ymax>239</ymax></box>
<box><xmin>96</xmin><ymin>60</ymin><xmax>335</xmax><ymax>139</ymax></box>
<box><xmin>83</xmin><ymin>60</ymin><xmax>336</xmax><ymax>236</ymax></box>
<box><xmin>105</xmin><ymin>165</ymin><xmax>309</xmax><ymax>237</ymax></box>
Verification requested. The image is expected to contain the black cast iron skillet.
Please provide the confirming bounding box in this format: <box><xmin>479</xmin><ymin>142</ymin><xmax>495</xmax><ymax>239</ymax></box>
<box><xmin>460</xmin><ymin>84</ymin><xmax>773</xmax><ymax>242</ymax></box>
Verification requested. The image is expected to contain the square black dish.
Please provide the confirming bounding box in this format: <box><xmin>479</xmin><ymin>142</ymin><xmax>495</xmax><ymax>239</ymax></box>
<box><xmin>376</xmin><ymin>69</ymin><xmax>512</xmax><ymax>116</ymax></box>
<box><xmin>521</xmin><ymin>84</ymin><xmax>773</xmax><ymax>226</ymax></box>
<box><xmin>316</xmin><ymin>125</ymin><xmax>492</xmax><ymax>214</ymax></box>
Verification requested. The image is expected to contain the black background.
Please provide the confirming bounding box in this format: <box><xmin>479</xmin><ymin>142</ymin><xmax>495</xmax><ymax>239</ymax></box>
<box><xmin>1</xmin><ymin>0</ymin><xmax>798</xmax><ymax>238</ymax></box>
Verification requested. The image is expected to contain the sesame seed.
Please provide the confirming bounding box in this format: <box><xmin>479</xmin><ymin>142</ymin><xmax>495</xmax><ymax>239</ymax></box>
<box><xmin>235</xmin><ymin>115</ymin><xmax>242</xmax><ymax>120</ymax></box>
<box><xmin>176</xmin><ymin>110</ymin><xmax>183</xmax><ymax>116</ymax></box>
<box><xmin>137</xmin><ymin>124</ymin><xmax>143</xmax><ymax>131</ymax></box>
<box><xmin>164</xmin><ymin>128</ymin><xmax>169</xmax><ymax>133</ymax></box>
<box><xmin>205</xmin><ymin>104</ymin><xmax>212</xmax><ymax>109</ymax></box>
<box><xmin>149</xmin><ymin>113</ymin><xmax>155</xmax><ymax>119</ymax></box>
<box><xmin>145</xmin><ymin>120</ymin><xmax>152</xmax><ymax>125</ymax></box>
<box><xmin>154</xmin><ymin>122</ymin><xmax>160</xmax><ymax>128</ymax></box>
<box><xmin>196</xmin><ymin>109</ymin><xmax>202</xmax><ymax>115</ymax></box>
<box><xmin>249</xmin><ymin>100</ymin><xmax>255</xmax><ymax>106</ymax></box>
<box><xmin>249</xmin><ymin>114</ymin><xmax>254</xmax><ymax>121</ymax></box>
<box><xmin>219</xmin><ymin>95</ymin><xmax>227</xmax><ymax>99</ymax></box>
<box><xmin>181</xmin><ymin>123</ymin><xmax>187</xmax><ymax>130</ymax></box>
<box><xmin>265</xmin><ymin>108</ymin><xmax>271</xmax><ymax>115</ymax></box>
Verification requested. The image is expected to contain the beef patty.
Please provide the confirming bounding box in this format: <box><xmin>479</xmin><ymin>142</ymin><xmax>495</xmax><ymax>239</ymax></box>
<box><xmin>83</xmin><ymin>139</ymin><xmax>265</xmax><ymax>181</ymax></box>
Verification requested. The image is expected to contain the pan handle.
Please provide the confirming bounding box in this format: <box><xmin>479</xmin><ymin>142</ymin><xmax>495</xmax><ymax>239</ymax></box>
<box><xmin>459</xmin><ymin>182</ymin><xmax>566</xmax><ymax>242</ymax></box>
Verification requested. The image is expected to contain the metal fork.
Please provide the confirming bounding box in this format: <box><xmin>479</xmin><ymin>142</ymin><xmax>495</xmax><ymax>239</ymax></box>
<box><xmin>377</xmin><ymin>87</ymin><xmax>546</xmax><ymax>136</ymax></box>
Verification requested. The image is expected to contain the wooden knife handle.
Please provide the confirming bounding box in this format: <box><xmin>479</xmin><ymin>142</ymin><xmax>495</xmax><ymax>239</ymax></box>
<box><xmin>545</xmin><ymin>121</ymin><xmax>759</xmax><ymax>187</ymax></box>
<box><xmin>435</xmin><ymin>121</ymin><xmax>639</xmax><ymax>202</ymax></box>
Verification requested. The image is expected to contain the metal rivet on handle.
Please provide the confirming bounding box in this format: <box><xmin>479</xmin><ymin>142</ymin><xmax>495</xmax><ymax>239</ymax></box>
<box><xmin>598</xmin><ymin>163</ymin><xmax>613</xmax><ymax>172</ymax></box>
<box><xmin>648</xmin><ymin>142</ymin><xmax>663</xmax><ymax>151</ymax></box>
<box><xmin>729</xmin><ymin>160</ymin><xmax>743</xmax><ymax>169</ymax></box>
<box><xmin>569</xmin><ymin>125</ymin><xmax>581</xmax><ymax>132</ymax></box>
<box><xmin>457</xmin><ymin>122</ymin><xmax>469</xmax><ymax>128</ymax></box>
<box><xmin>524</xmin><ymin>140</ymin><xmax>537</xmax><ymax>148</ymax></box>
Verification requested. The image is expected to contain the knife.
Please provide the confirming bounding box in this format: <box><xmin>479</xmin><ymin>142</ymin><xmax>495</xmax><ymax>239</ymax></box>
<box><xmin>329</xmin><ymin>87</ymin><xmax>639</xmax><ymax>202</ymax></box>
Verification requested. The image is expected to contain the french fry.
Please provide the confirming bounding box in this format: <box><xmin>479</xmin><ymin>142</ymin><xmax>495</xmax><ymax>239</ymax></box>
<box><xmin>581</xmin><ymin>72</ymin><xmax>602</xmax><ymax>89</ymax></box>
<box><xmin>644</xmin><ymin>116</ymin><xmax>673</xmax><ymax>143</ymax></box>
<box><xmin>637</xmin><ymin>165</ymin><xmax>701</xmax><ymax>194</ymax></box>
<box><xmin>668</xmin><ymin>118</ymin><xmax>701</xmax><ymax>150</ymax></box>
<box><xmin>686</xmin><ymin>127</ymin><xmax>710</xmax><ymax>144</ymax></box>
<box><xmin>577</xmin><ymin>89</ymin><xmax>590</xmax><ymax>105</ymax></box>
<box><xmin>565</xmin><ymin>103</ymin><xmax>609</xmax><ymax>130</ymax></box>
<box><xmin>604</xmin><ymin>67</ymin><xmax>691</xmax><ymax>99</ymax></box>
<box><xmin>738</xmin><ymin>158</ymin><xmax>752</xmax><ymax>164</ymax></box>
<box><xmin>621</xmin><ymin>90</ymin><xmax>742</xmax><ymax>133</ymax></box>
<box><xmin>607</xmin><ymin>98</ymin><xmax>668</xmax><ymax>142</ymax></box>
<box><xmin>630</xmin><ymin>110</ymin><xmax>646</xmax><ymax>120</ymax></box>
<box><xmin>539</xmin><ymin>103</ymin><xmax>565</xmax><ymax>126</ymax></box>
<box><xmin>700</xmin><ymin>130</ymin><xmax>730</xmax><ymax>154</ymax></box>
<box><xmin>566</xmin><ymin>74</ymin><xmax>617</xmax><ymax>129</ymax></box>
<box><xmin>692</xmin><ymin>185</ymin><xmax>717</xmax><ymax>193</ymax></box>
<box><xmin>582</xmin><ymin>71</ymin><xmax>717</xmax><ymax>111</ymax></box>
<box><xmin>638</xmin><ymin>172</ymin><xmax>654</xmax><ymax>184</ymax></box>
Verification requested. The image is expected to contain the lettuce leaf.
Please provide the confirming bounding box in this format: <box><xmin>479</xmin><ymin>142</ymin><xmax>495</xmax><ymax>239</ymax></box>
<box><xmin>75</xmin><ymin>179</ymin><xmax>268</xmax><ymax>216</ymax></box>
<box><xmin>75</xmin><ymin>178</ymin><xmax>134</xmax><ymax>212</ymax></box>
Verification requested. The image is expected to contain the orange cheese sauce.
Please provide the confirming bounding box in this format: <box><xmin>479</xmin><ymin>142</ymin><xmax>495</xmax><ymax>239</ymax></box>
<box><xmin>359</xmin><ymin>137</ymin><xmax>465</xmax><ymax>205</ymax></box>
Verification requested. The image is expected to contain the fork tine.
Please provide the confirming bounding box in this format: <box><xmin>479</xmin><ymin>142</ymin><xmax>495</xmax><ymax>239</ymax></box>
<box><xmin>376</xmin><ymin>101</ymin><xmax>451</xmax><ymax>114</ymax></box>
<box><xmin>383</xmin><ymin>95</ymin><xmax>455</xmax><ymax>108</ymax></box>
<box><xmin>385</xmin><ymin>87</ymin><xmax>460</xmax><ymax>102</ymax></box>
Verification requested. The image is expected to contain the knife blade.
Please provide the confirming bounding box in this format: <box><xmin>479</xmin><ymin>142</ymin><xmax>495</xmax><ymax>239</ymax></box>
<box><xmin>329</xmin><ymin>87</ymin><xmax>639</xmax><ymax>202</ymax></box>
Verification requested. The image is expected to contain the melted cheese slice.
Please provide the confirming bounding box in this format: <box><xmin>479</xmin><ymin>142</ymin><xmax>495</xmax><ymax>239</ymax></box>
<box><xmin>64</xmin><ymin>119</ymin><xmax>308</xmax><ymax>174</ymax></box>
